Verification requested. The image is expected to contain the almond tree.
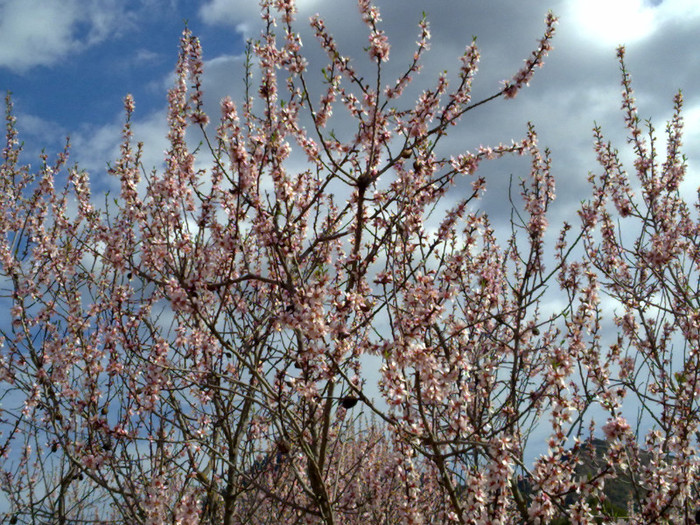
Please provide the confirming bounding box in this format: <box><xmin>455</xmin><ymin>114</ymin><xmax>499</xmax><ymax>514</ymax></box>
<box><xmin>0</xmin><ymin>1</ymin><xmax>645</xmax><ymax>523</ymax></box>
<box><xmin>576</xmin><ymin>47</ymin><xmax>700</xmax><ymax>523</ymax></box>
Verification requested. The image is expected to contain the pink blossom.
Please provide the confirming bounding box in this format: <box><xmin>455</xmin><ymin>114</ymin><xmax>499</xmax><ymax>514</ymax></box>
<box><xmin>602</xmin><ymin>417</ymin><xmax>631</xmax><ymax>440</ymax></box>
<box><xmin>368</xmin><ymin>30</ymin><xmax>390</xmax><ymax>62</ymax></box>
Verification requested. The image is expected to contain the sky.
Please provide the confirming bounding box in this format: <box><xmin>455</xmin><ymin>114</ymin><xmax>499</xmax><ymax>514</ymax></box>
<box><xmin>1</xmin><ymin>0</ymin><xmax>699</xmax><ymax>235</ymax></box>
<box><xmin>1</xmin><ymin>0</ymin><xmax>700</xmax><ymax>224</ymax></box>
<box><xmin>1</xmin><ymin>0</ymin><xmax>700</xmax><ymax>461</ymax></box>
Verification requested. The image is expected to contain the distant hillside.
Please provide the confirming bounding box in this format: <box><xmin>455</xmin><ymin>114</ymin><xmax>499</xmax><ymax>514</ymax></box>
<box><xmin>571</xmin><ymin>438</ymin><xmax>639</xmax><ymax>517</ymax></box>
<box><xmin>517</xmin><ymin>438</ymin><xmax>658</xmax><ymax>522</ymax></box>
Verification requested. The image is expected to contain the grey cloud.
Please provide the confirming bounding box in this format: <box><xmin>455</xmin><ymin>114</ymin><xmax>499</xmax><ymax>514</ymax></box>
<box><xmin>57</xmin><ymin>0</ymin><xmax>700</xmax><ymax>234</ymax></box>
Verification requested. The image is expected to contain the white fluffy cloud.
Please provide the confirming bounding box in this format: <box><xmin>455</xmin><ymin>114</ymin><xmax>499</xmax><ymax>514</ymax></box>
<box><xmin>0</xmin><ymin>0</ymin><xmax>130</xmax><ymax>72</ymax></box>
<box><xmin>198</xmin><ymin>0</ymin><xmax>325</xmax><ymax>38</ymax></box>
<box><xmin>566</xmin><ymin>0</ymin><xmax>700</xmax><ymax>48</ymax></box>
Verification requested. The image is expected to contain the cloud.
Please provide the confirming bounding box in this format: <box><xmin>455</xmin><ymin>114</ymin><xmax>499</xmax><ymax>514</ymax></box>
<box><xmin>134</xmin><ymin>49</ymin><xmax>161</xmax><ymax>64</ymax></box>
<box><xmin>566</xmin><ymin>0</ymin><xmax>656</xmax><ymax>47</ymax></box>
<box><xmin>69</xmin><ymin>108</ymin><xmax>173</xmax><ymax>191</ymax></box>
<box><xmin>0</xmin><ymin>0</ymin><xmax>132</xmax><ymax>73</ymax></box>
<box><xmin>9</xmin><ymin>0</ymin><xmax>699</xmax><ymax>242</ymax></box>
<box><xmin>198</xmin><ymin>0</ymin><xmax>326</xmax><ymax>39</ymax></box>
<box><xmin>564</xmin><ymin>0</ymin><xmax>700</xmax><ymax>48</ymax></box>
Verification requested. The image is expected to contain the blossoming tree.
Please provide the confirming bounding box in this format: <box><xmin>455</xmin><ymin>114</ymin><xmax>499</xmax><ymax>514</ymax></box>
<box><xmin>1</xmin><ymin>0</ymin><xmax>698</xmax><ymax>523</ymax></box>
<box><xmin>574</xmin><ymin>47</ymin><xmax>700</xmax><ymax>523</ymax></box>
